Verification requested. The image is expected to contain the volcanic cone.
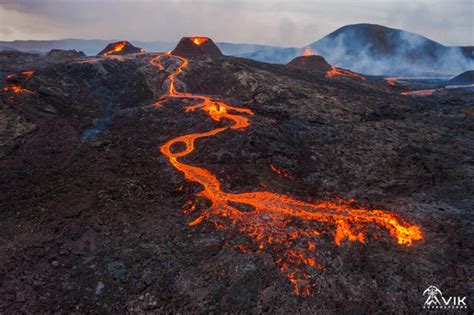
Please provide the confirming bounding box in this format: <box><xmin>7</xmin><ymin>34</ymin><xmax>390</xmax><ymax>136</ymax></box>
<box><xmin>98</xmin><ymin>41</ymin><xmax>143</xmax><ymax>56</ymax></box>
<box><xmin>287</xmin><ymin>55</ymin><xmax>333</xmax><ymax>73</ymax></box>
<box><xmin>171</xmin><ymin>37</ymin><xmax>223</xmax><ymax>58</ymax></box>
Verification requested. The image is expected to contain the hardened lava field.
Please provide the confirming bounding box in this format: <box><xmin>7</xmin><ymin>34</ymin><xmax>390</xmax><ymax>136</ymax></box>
<box><xmin>0</xmin><ymin>45</ymin><xmax>472</xmax><ymax>313</ymax></box>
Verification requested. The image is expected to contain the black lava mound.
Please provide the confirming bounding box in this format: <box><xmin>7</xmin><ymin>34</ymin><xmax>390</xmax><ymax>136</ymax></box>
<box><xmin>46</xmin><ymin>49</ymin><xmax>86</xmax><ymax>59</ymax></box>
<box><xmin>171</xmin><ymin>37</ymin><xmax>223</xmax><ymax>58</ymax></box>
<box><xmin>287</xmin><ymin>55</ymin><xmax>333</xmax><ymax>73</ymax></box>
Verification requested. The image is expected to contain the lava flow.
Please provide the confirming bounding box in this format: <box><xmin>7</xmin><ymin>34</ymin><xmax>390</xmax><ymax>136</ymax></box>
<box><xmin>2</xmin><ymin>85</ymin><xmax>33</xmax><ymax>94</ymax></box>
<box><xmin>152</xmin><ymin>53</ymin><xmax>422</xmax><ymax>296</ymax></box>
<box><xmin>401</xmin><ymin>89</ymin><xmax>441</xmax><ymax>96</ymax></box>
<box><xmin>325</xmin><ymin>66</ymin><xmax>367</xmax><ymax>80</ymax></box>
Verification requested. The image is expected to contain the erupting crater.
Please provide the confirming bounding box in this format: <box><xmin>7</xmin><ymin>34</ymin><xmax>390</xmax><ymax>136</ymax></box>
<box><xmin>171</xmin><ymin>36</ymin><xmax>223</xmax><ymax>58</ymax></box>
<box><xmin>288</xmin><ymin>50</ymin><xmax>366</xmax><ymax>80</ymax></box>
<box><xmin>98</xmin><ymin>41</ymin><xmax>144</xmax><ymax>56</ymax></box>
<box><xmin>151</xmin><ymin>46</ymin><xmax>423</xmax><ymax>296</ymax></box>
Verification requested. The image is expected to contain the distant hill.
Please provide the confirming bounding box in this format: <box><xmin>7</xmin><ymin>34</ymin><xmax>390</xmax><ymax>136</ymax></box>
<box><xmin>1</xmin><ymin>25</ymin><xmax>472</xmax><ymax>75</ymax></box>
<box><xmin>0</xmin><ymin>39</ymin><xmax>174</xmax><ymax>56</ymax></box>
<box><xmin>0</xmin><ymin>38</ymin><xmax>293</xmax><ymax>61</ymax></box>
<box><xmin>0</xmin><ymin>45</ymin><xmax>18</xmax><ymax>52</ymax></box>
<box><xmin>447</xmin><ymin>70</ymin><xmax>474</xmax><ymax>85</ymax></box>
<box><xmin>236</xmin><ymin>46</ymin><xmax>299</xmax><ymax>64</ymax></box>
<box><xmin>309</xmin><ymin>23</ymin><xmax>474</xmax><ymax>75</ymax></box>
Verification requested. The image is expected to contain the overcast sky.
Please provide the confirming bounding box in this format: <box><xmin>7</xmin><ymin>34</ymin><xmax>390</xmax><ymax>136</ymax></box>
<box><xmin>0</xmin><ymin>0</ymin><xmax>472</xmax><ymax>46</ymax></box>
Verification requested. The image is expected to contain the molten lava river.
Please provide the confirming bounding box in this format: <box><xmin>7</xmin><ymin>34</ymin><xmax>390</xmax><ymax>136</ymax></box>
<box><xmin>151</xmin><ymin>53</ymin><xmax>423</xmax><ymax>296</ymax></box>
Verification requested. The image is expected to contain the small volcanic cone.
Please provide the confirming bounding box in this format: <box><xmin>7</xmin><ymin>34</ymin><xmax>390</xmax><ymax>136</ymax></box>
<box><xmin>288</xmin><ymin>46</ymin><xmax>366</xmax><ymax>80</ymax></box>
<box><xmin>171</xmin><ymin>36</ymin><xmax>223</xmax><ymax>58</ymax></box>
<box><xmin>98</xmin><ymin>41</ymin><xmax>143</xmax><ymax>56</ymax></box>
<box><xmin>447</xmin><ymin>70</ymin><xmax>474</xmax><ymax>85</ymax></box>
<box><xmin>287</xmin><ymin>54</ymin><xmax>333</xmax><ymax>73</ymax></box>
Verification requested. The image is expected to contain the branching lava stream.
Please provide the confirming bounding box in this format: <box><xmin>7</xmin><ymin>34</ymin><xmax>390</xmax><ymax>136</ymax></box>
<box><xmin>151</xmin><ymin>53</ymin><xmax>422</xmax><ymax>296</ymax></box>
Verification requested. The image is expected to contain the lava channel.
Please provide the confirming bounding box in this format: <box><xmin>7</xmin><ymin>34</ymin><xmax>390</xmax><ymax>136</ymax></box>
<box><xmin>152</xmin><ymin>53</ymin><xmax>422</xmax><ymax>296</ymax></box>
<box><xmin>325</xmin><ymin>66</ymin><xmax>367</xmax><ymax>80</ymax></box>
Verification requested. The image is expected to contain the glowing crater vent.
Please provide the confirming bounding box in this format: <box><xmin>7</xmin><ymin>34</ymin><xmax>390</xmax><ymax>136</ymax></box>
<box><xmin>302</xmin><ymin>47</ymin><xmax>314</xmax><ymax>56</ymax></box>
<box><xmin>191</xmin><ymin>37</ymin><xmax>209</xmax><ymax>45</ymax></box>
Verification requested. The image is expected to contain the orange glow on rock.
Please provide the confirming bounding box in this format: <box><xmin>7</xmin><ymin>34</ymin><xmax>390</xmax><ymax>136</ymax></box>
<box><xmin>191</xmin><ymin>37</ymin><xmax>208</xmax><ymax>45</ymax></box>
<box><xmin>385</xmin><ymin>77</ymin><xmax>397</xmax><ymax>86</ymax></box>
<box><xmin>150</xmin><ymin>53</ymin><xmax>423</xmax><ymax>296</ymax></box>
<box><xmin>401</xmin><ymin>89</ymin><xmax>440</xmax><ymax>96</ymax></box>
<box><xmin>21</xmin><ymin>71</ymin><xmax>34</xmax><ymax>77</ymax></box>
<box><xmin>2</xmin><ymin>85</ymin><xmax>33</xmax><ymax>94</ymax></box>
<box><xmin>103</xmin><ymin>42</ymin><xmax>126</xmax><ymax>55</ymax></box>
<box><xmin>270</xmin><ymin>164</ymin><xmax>293</xmax><ymax>179</ymax></box>
<box><xmin>302</xmin><ymin>47</ymin><xmax>314</xmax><ymax>56</ymax></box>
<box><xmin>325</xmin><ymin>66</ymin><xmax>367</xmax><ymax>81</ymax></box>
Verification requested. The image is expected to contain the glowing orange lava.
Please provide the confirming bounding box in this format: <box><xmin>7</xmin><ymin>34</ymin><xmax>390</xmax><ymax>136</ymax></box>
<box><xmin>401</xmin><ymin>89</ymin><xmax>440</xmax><ymax>96</ymax></box>
<box><xmin>302</xmin><ymin>47</ymin><xmax>314</xmax><ymax>56</ymax></box>
<box><xmin>21</xmin><ymin>70</ymin><xmax>34</xmax><ymax>77</ymax></box>
<box><xmin>103</xmin><ymin>42</ymin><xmax>126</xmax><ymax>55</ymax></box>
<box><xmin>270</xmin><ymin>164</ymin><xmax>293</xmax><ymax>179</ymax></box>
<box><xmin>151</xmin><ymin>53</ymin><xmax>422</xmax><ymax>296</ymax></box>
<box><xmin>385</xmin><ymin>77</ymin><xmax>397</xmax><ymax>86</ymax></box>
<box><xmin>445</xmin><ymin>84</ymin><xmax>474</xmax><ymax>89</ymax></box>
<box><xmin>191</xmin><ymin>37</ymin><xmax>208</xmax><ymax>45</ymax></box>
<box><xmin>325</xmin><ymin>66</ymin><xmax>367</xmax><ymax>81</ymax></box>
<box><xmin>2</xmin><ymin>85</ymin><xmax>33</xmax><ymax>94</ymax></box>
<box><xmin>385</xmin><ymin>76</ymin><xmax>452</xmax><ymax>87</ymax></box>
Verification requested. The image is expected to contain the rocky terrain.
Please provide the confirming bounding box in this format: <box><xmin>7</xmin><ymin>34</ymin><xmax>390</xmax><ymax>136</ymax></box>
<box><xmin>0</xmin><ymin>46</ymin><xmax>473</xmax><ymax>313</ymax></box>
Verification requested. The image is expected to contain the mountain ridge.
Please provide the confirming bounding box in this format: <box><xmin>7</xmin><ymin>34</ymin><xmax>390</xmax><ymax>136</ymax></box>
<box><xmin>1</xmin><ymin>23</ymin><xmax>472</xmax><ymax>75</ymax></box>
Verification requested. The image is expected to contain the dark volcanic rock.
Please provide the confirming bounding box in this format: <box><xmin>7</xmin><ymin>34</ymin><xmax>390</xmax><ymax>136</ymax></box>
<box><xmin>447</xmin><ymin>70</ymin><xmax>474</xmax><ymax>85</ymax></box>
<box><xmin>171</xmin><ymin>37</ymin><xmax>223</xmax><ymax>58</ymax></box>
<box><xmin>0</xmin><ymin>51</ymin><xmax>472</xmax><ymax>313</ymax></box>
<box><xmin>46</xmin><ymin>49</ymin><xmax>86</xmax><ymax>60</ymax></box>
<box><xmin>287</xmin><ymin>55</ymin><xmax>332</xmax><ymax>73</ymax></box>
<box><xmin>0</xmin><ymin>51</ymin><xmax>41</xmax><ymax>72</ymax></box>
<box><xmin>97</xmin><ymin>41</ymin><xmax>143</xmax><ymax>56</ymax></box>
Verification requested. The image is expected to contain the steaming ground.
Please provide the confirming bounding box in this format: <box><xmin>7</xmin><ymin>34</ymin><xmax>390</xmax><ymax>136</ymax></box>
<box><xmin>0</xmin><ymin>50</ymin><xmax>473</xmax><ymax>313</ymax></box>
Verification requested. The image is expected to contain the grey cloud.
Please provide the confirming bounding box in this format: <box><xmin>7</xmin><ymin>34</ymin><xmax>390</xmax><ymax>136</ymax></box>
<box><xmin>0</xmin><ymin>0</ymin><xmax>472</xmax><ymax>46</ymax></box>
